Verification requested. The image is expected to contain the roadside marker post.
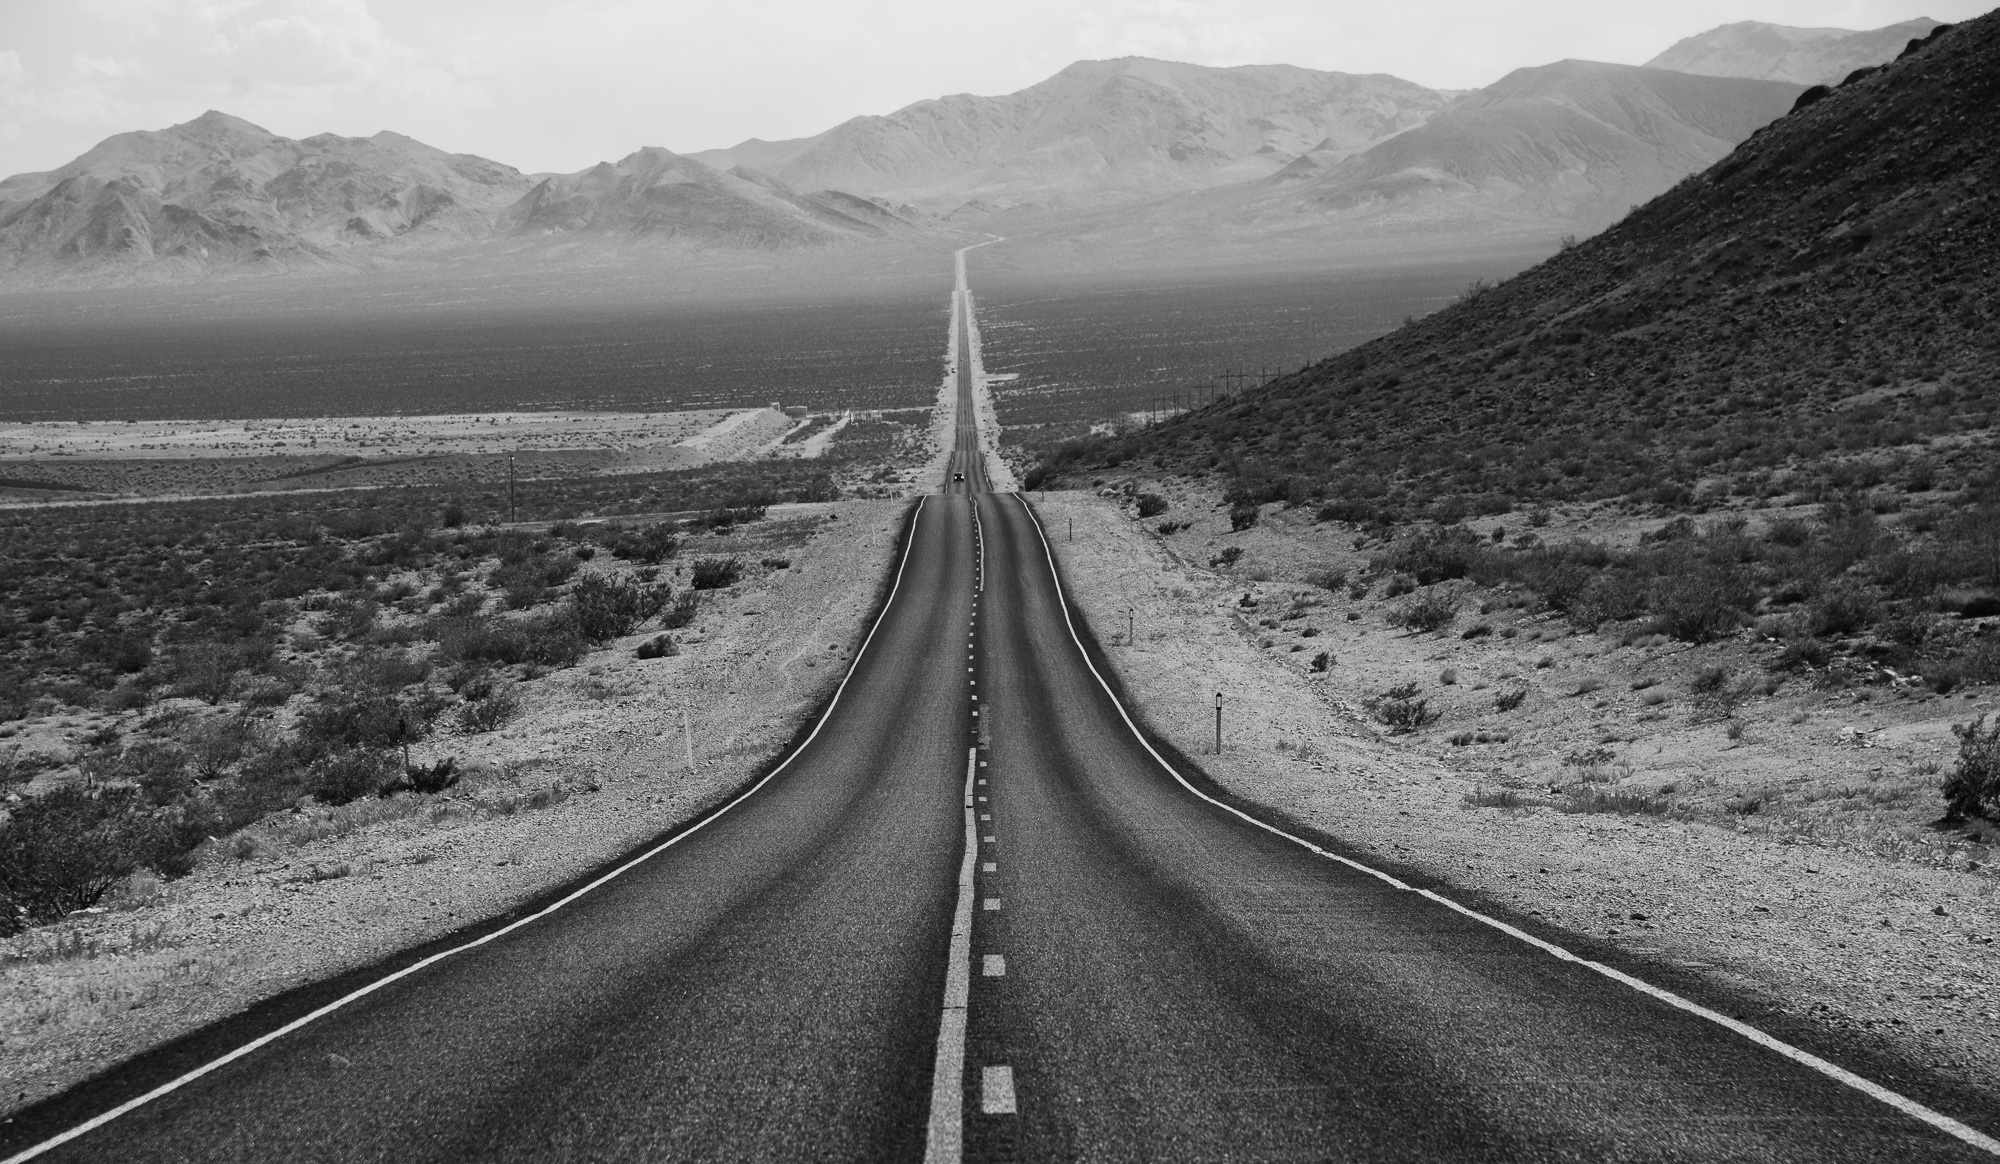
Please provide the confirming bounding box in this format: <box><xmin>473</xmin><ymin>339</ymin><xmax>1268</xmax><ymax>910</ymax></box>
<box><xmin>682</xmin><ymin>707</ymin><xmax>695</xmax><ymax>774</ymax></box>
<box><xmin>1214</xmin><ymin>692</ymin><xmax>1223</xmax><ymax>755</ymax></box>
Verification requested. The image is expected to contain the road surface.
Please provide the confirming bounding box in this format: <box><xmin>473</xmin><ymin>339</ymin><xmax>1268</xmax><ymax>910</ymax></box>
<box><xmin>4</xmin><ymin>246</ymin><xmax>1996</xmax><ymax>1163</ymax></box>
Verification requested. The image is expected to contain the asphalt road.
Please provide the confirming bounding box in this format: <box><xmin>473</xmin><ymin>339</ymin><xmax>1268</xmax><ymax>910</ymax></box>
<box><xmin>5</xmin><ymin>255</ymin><xmax>1997</xmax><ymax>1162</ymax></box>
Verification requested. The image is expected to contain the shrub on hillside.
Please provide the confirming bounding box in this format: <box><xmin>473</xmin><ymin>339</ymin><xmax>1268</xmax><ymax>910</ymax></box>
<box><xmin>566</xmin><ymin>574</ymin><xmax>670</xmax><ymax>643</ymax></box>
<box><xmin>1228</xmin><ymin>503</ymin><xmax>1259</xmax><ymax>532</ymax></box>
<box><xmin>456</xmin><ymin>689</ymin><xmax>520</xmax><ymax>734</ymax></box>
<box><xmin>435</xmin><ymin>613</ymin><xmax>588</xmax><ymax>669</ymax></box>
<box><xmin>1388</xmin><ymin>591</ymin><xmax>1458</xmax><ymax>634</ymax></box>
<box><xmin>1942</xmin><ymin>715</ymin><xmax>2000</xmax><ymax>821</ymax></box>
<box><xmin>690</xmin><ymin>557</ymin><xmax>742</xmax><ymax>590</ymax></box>
<box><xmin>0</xmin><ymin>785</ymin><xmax>173</xmax><ymax>934</ymax></box>
<box><xmin>307</xmin><ymin>748</ymin><xmax>399</xmax><ymax>806</ymax></box>
<box><xmin>606</xmin><ymin>524</ymin><xmax>680</xmax><ymax>564</ymax></box>
<box><xmin>296</xmin><ymin>691</ymin><xmax>410</xmax><ymax>762</ymax></box>
<box><xmin>658</xmin><ymin>592</ymin><xmax>700</xmax><ymax>629</ymax></box>
<box><xmin>1375</xmin><ymin>697</ymin><xmax>1441</xmax><ymax>733</ymax></box>
<box><xmin>1647</xmin><ymin>557</ymin><xmax>1755</xmax><ymax>643</ymax></box>
<box><xmin>1135</xmin><ymin>493</ymin><xmax>1168</xmax><ymax>518</ymax></box>
<box><xmin>1371</xmin><ymin>527</ymin><xmax>1484</xmax><ymax>586</ymax></box>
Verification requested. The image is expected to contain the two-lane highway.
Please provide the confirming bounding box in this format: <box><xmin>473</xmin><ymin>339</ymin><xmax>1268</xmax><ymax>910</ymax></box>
<box><xmin>6</xmin><ymin>240</ymin><xmax>1998</xmax><ymax>1162</ymax></box>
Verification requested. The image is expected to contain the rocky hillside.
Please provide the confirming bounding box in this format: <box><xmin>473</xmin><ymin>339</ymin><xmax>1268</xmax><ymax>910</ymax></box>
<box><xmin>1646</xmin><ymin>17</ymin><xmax>1943</xmax><ymax>86</ymax></box>
<box><xmin>1049</xmin><ymin>13</ymin><xmax>1996</xmax><ymax>518</ymax></box>
<box><xmin>0</xmin><ymin>114</ymin><xmax>925</xmax><ymax>285</ymax></box>
<box><xmin>691</xmin><ymin>58</ymin><xmax>1451</xmax><ymax>211</ymax></box>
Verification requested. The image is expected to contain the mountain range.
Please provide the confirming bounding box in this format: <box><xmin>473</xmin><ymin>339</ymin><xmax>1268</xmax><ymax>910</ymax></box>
<box><xmin>690</xmin><ymin>58</ymin><xmax>1452</xmax><ymax>210</ymax></box>
<box><xmin>0</xmin><ymin>16</ymin><xmax>1941</xmax><ymax>286</ymax></box>
<box><xmin>1644</xmin><ymin>17</ymin><xmax>1943</xmax><ymax>85</ymax></box>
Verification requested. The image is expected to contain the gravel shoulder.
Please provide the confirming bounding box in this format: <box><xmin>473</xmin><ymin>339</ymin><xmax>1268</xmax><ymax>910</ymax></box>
<box><xmin>0</xmin><ymin>498</ymin><xmax>912</xmax><ymax>1116</ymax></box>
<box><xmin>1032</xmin><ymin>487</ymin><xmax>2000</xmax><ymax>1099</ymax></box>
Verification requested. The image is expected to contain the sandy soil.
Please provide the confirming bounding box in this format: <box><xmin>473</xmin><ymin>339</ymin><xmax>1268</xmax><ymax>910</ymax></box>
<box><xmin>1032</xmin><ymin>486</ymin><xmax>2000</xmax><ymax>1095</ymax></box>
<box><xmin>962</xmin><ymin>292</ymin><xmax>1017</xmax><ymax>491</ymax></box>
<box><xmin>0</xmin><ymin>411</ymin><xmax>740</xmax><ymax>462</ymax></box>
<box><xmin>0</xmin><ymin>408</ymin><xmax>812</xmax><ymax>499</ymax></box>
<box><xmin>0</xmin><ymin>498</ymin><xmax>912</xmax><ymax>1115</ymax></box>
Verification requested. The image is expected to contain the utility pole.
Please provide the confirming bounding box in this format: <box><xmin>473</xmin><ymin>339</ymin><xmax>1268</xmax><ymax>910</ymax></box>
<box><xmin>1068</xmin><ymin>517</ymin><xmax>1073</xmax><ymax>542</ymax></box>
<box><xmin>508</xmin><ymin>452</ymin><xmax>517</xmax><ymax>524</ymax></box>
<box><xmin>1214</xmin><ymin>692</ymin><xmax>1223</xmax><ymax>755</ymax></box>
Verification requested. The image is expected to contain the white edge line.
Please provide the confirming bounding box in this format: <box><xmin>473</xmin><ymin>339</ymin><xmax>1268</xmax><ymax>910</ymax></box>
<box><xmin>2</xmin><ymin>498</ymin><xmax>936</xmax><ymax>1164</ymax></box>
<box><xmin>924</xmin><ymin>746</ymin><xmax>979</xmax><ymax>1164</ymax></box>
<box><xmin>1009</xmin><ymin>493</ymin><xmax>2000</xmax><ymax>1158</ymax></box>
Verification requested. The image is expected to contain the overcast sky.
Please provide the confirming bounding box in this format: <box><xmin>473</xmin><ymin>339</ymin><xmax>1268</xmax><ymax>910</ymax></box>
<box><xmin>1</xmin><ymin>0</ymin><xmax>1989</xmax><ymax>176</ymax></box>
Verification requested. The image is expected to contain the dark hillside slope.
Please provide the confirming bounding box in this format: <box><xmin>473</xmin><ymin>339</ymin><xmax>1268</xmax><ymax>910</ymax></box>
<box><xmin>1064</xmin><ymin>14</ymin><xmax>1996</xmax><ymax>518</ymax></box>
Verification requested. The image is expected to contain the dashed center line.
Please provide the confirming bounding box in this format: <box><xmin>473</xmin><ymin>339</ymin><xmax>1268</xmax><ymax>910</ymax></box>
<box><xmin>982</xmin><ymin>862</ymin><xmax>996</xmax><ymax>872</ymax></box>
<box><xmin>983</xmin><ymin>898</ymin><xmax>1001</xmax><ymax>911</ymax></box>
<box><xmin>983</xmin><ymin>955</ymin><xmax>1006</xmax><ymax>977</ymax></box>
<box><xmin>981</xmin><ymin>1066</ymin><xmax>1017</xmax><ymax>1115</ymax></box>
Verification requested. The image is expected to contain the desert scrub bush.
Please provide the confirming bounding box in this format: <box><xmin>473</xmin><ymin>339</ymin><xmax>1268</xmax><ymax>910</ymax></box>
<box><xmin>1210</xmin><ymin>547</ymin><xmax>1244</xmax><ymax>568</ymax></box>
<box><xmin>1942</xmin><ymin>716</ymin><xmax>2000</xmax><ymax>821</ymax></box>
<box><xmin>434</xmin><ymin>613</ymin><xmax>586</xmax><ymax>670</ymax></box>
<box><xmin>1560</xmin><ymin>788</ymin><xmax>1673</xmax><ymax>816</ymax></box>
<box><xmin>456</xmin><ymin>688</ymin><xmax>520</xmax><ymax>734</ymax></box>
<box><xmin>1494</xmin><ymin>688</ymin><xmax>1528</xmax><ymax>712</ymax></box>
<box><xmin>1302</xmin><ymin>567</ymin><xmax>1347</xmax><ymax>592</ymax></box>
<box><xmin>1309</xmin><ymin>651</ymin><xmax>1331</xmax><ymax>673</ymax></box>
<box><xmin>0</xmin><ymin>784</ymin><xmax>180</xmax><ymax>934</ymax></box>
<box><xmin>306</xmin><ymin>748</ymin><xmax>399</xmax><ymax>806</ymax></box>
<box><xmin>606</xmin><ymin>524</ymin><xmax>680</xmax><ymax>565</ymax></box>
<box><xmin>635</xmin><ymin>634</ymin><xmax>679</xmax><ymax>660</ymax></box>
<box><xmin>1370</xmin><ymin>527</ymin><xmax>1486</xmax><ymax>586</ymax></box>
<box><xmin>690</xmin><ymin>557</ymin><xmax>743</xmax><ymax>591</ymax></box>
<box><xmin>1387</xmin><ymin>590</ymin><xmax>1458</xmax><ymax>634</ymax></box>
<box><xmin>566</xmin><ymin>574</ymin><xmax>670</xmax><ymax>643</ymax></box>
<box><xmin>296</xmin><ymin>691</ymin><xmax>410</xmax><ymax>762</ymax></box>
<box><xmin>658</xmin><ymin>592</ymin><xmax>700</xmax><ymax>630</ymax></box>
<box><xmin>1646</xmin><ymin>556</ymin><xmax>1755</xmax><ymax>643</ymax></box>
<box><xmin>1228</xmin><ymin>503</ymin><xmax>1259</xmax><ymax>532</ymax></box>
<box><xmin>1134</xmin><ymin>493</ymin><xmax>1168</xmax><ymax>518</ymax></box>
<box><xmin>1375</xmin><ymin>698</ymin><xmax>1440</xmax><ymax>733</ymax></box>
<box><xmin>1810</xmin><ymin>584</ymin><xmax>1879</xmax><ymax>637</ymax></box>
<box><xmin>492</xmin><ymin>550</ymin><xmax>579</xmax><ymax>610</ymax></box>
<box><xmin>1463</xmin><ymin>786</ymin><xmax>1536</xmax><ymax>809</ymax></box>
<box><xmin>382</xmin><ymin>756</ymin><xmax>459</xmax><ymax>796</ymax></box>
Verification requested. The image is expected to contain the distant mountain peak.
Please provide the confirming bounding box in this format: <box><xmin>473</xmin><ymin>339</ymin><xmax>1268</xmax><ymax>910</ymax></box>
<box><xmin>1645</xmin><ymin>16</ymin><xmax>1943</xmax><ymax>85</ymax></box>
<box><xmin>690</xmin><ymin>57</ymin><xmax>1451</xmax><ymax>209</ymax></box>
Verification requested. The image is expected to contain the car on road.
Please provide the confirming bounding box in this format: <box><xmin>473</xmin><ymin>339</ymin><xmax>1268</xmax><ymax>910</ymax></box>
<box><xmin>954</xmin><ymin>472</ymin><xmax>965</xmax><ymax>482</ymax></box>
